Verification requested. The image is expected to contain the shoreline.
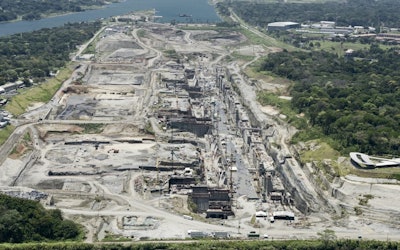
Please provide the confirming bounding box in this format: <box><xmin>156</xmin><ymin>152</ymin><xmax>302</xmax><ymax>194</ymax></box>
<box><xmin>0</xmin><ymin>2</ymin><xmax>117</xmax><ymax>25</ymax></box>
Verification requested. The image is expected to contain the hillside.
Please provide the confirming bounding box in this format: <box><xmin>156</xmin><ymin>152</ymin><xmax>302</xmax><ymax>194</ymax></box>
<box><xmin>0</xmin><ymin>193</ymin><xmax>81</xmax><ymax>243</ymax></box>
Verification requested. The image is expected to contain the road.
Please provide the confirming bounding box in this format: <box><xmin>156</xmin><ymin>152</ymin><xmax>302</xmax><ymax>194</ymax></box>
<box><xmin>131</xmin><ymin>28</ymin><xmax>162</xmax><ymax>118</ymax></box>
<box><xmin>229</xmin><ymin>9</ymin><xmax>282</xmax><ymax>48</ymax></box>
<box><xmin>47</xmin><ymin>180</ymin><xmax>237</xmax><ymax>240</ymax></box>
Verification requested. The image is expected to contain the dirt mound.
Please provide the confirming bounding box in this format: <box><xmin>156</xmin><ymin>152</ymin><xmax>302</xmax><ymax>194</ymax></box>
<box><xmin>9</xmin><ymin>144</ymin><xmax>30</xmax><ymax>159</ymax></box>
<box><xmin>36</xmin><ymin>124</ymin><xmax>84</xmax><ymax>139</ymax></box>
<box><xmin>63</xmin><ymin>86</ymin><xmax>88</xmax><ymax>94</ymax></box>
<box><xmin>102</xmin><ymin>124</ymin><xmax>141</xmax><ymax>136</ymax></box>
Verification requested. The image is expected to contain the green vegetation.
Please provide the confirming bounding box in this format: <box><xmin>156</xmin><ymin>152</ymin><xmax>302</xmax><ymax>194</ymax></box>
<box><xmin>260</xmin><ymin>45</ymin><xmax>400</xmax><ymax>156</ymax></box>
<box><xmin>82</xmin><ymin>39</ymin><xmax>98</xmax><ymax>55</ymax></box>
<box><xmin>80</xmin><ymin>124</ymin><xmax>104</xmax><ymax>134</ymax></box>
<box><xmin>9</xmin><ymin>131</ymin><xmax>33</xmax><ymax>157</ymax></box>
<box><xmin>317</xmin><ymin>229</ymin><xmax>337</xmax><ymax>248</ymax></box>
<box><xmin>264</xmin><ymin>31</ymin><xmax>396</xmax><ymax>53</ymax></box>
<box><xmin>5</xmin><ymin>67</ymin><xmax>71</xmax><ymax>116</ymax></box>
<box><xmin>230</xmin><ymin>51</ymin><xmax>254</xmax><ymax>62</ymax></box>
<box><xmin>144</xmin><ymin>121</ymin><xmax>154</xmax><ymax>135</ymax></box>
<box><xmin>300</xmin><ymin>141</ymin><xmax>340</xmax><ymax>163</ymax></box>
<box><xmin>102</xmin><ymin>233</ymin><xmax>132</xmax><ymax>242</ymax></box>
<box><xmin>230</xmin><ymin>0</ymin><xmax>400</xmax><ymax>177</ymax></box>
<box><xmin>163</xmin><ymin>49</ymin><xmax>179</xmax><ymax>60</ymax></box>
<box><xmin>23</xmin><ymin>132</ymin><xmax>31</xmax><ymax>142</ymax></box>
<box><xmin>312</xmin><ymin>41</ymin><xmax>370</xmax><ymax>56</ymax></box>
<box><xmin>245</xmin><ymin>61</ymin><xmax>293</xmax><ymax>88</ymax></box>
<box><xmin>359</xmin><ymin>194</ymin><xmax>374</xmax><ymax>206</ymax></box>
<box><xmin>0</xmin><ymin>21</ymin><xmax>102</xmax><ymax>116</ymax></box>
<box><xmin>136</xmin><ymin>29</ymin><xmax>146</xmax><ymax>38</ymax></box>
<box><xmin>187</xmin><ymin>198</ymin><xmax>198</xmax><ymax>213</ymax></box>
<box><xmin>0</xmin><ymin>0</ymin><xmax>114</xmax><ymax>22</ymax></box>
<box><xmin>257</xmin><ymin>92</ymin><xmax>307</xmax><ymax>129</ymax></box>
<box><xmin>0</xmin><ymin>126</ymin><xmax>15</xmax><ymax>145</ymax></box>
<box><xmin>354</xmin><ymin>206</ymin><xmax>363</xmax><ymax>216</ymax></box>
<box><xmin>0</xmin><ymin>21</ymin><xmax>102</xmax><ymax>86</ymax></box>
<box><xmin>240</xmin><ymin>26</ymin><xmax>294</xmax><ymax>50</ymax></box>
<box><xmin>0</xmin><ymin>239</ymin><xmax>399</xmax><ymax>249</ymax></box>
<box><xmin>345</xmin><ymin>166</ymin><xmax>400</xmax><ymax>181</ymax></box>
<box><xmin>250</xmin><ymin>214</ymin><xmax>256</xmax><ymax>225</ymax></box>
<box><xmin>0</xmin><ymin>194</ymin><xmax>81</xmax><ymax>243</ymax></box>
<box><xmin>219</xmin><ymin>0</ymin><xmax>400</xmax><ymax>29</ymax></box>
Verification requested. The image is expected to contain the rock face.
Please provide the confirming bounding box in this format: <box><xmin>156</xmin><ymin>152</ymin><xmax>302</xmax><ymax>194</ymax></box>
<box><xmin>0</xmin><ymin>188</ymin><xmax>48</xmax><ymax>201</ymax></box>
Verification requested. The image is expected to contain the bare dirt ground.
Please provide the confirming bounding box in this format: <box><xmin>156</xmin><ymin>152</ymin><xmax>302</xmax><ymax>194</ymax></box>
<box><xmin>1</xmin><ymin>13</ymin><xmax>400</xmax><ymax>243</ymax></box>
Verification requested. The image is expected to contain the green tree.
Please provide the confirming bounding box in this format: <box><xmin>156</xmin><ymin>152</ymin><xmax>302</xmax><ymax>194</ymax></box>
<box><xmin>317</xmin><ymin>229</ymin><xmax>337</xmax><ymax>247</ymax></box>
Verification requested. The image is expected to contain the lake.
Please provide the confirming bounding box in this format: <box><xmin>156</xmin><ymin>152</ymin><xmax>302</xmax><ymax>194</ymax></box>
<box><xmin>0</xmin><ymin>0</ymin><xmax>220</xmax><ymax>37</ymax></box>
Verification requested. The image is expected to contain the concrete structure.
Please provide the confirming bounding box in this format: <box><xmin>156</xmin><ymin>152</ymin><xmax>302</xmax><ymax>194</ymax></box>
<box><xmin>350</xmin><ymin>152</ymin><xmax>400</xmax><ymax>168</ymax></box>
<box><xmin>190</xmin><ymin>186</ymin><xmax>234</xmax><ymax>219</ymax></box>
<box><xmin>188</xmin><ymin>230</ymin><xmax>208</xmax><ymax>238</ymax></box>
<box><xmin>212</xmin><ymin>231</ymin><xmax>230</xmax><ymax>239</ymax></box>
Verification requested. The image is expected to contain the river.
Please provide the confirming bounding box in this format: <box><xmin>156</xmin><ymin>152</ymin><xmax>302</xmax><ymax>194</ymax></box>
<box><xmin>0</xmin><ymin>0</ymin><xmax>220</xmax><ymax>37</ymax></box>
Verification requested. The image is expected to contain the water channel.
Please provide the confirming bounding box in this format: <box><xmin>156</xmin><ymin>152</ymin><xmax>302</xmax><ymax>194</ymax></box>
<box><xmin>0</xmin><ymin>0</ymin><xmax>220</xmax><ymax>37</ymax></box>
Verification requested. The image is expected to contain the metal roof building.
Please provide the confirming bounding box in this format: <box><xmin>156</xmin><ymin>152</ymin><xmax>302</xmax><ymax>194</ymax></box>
<box><xmin>267</xmin><ymin>22</ymin><xmax>300</xmax><ymax>31</ymax></box>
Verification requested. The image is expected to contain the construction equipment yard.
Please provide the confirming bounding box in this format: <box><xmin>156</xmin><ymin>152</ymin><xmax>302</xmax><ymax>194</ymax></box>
<box><xmin>1</xmin><ymin>13</ymin><xmax>400</xmax><ymax>242</ymax></box>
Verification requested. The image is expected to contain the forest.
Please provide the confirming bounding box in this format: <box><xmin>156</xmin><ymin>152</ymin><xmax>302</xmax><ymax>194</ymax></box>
<box><xmin>0</xmin><ymin>194</ymin><xmax>81</xmax><ymax>243</ymax></box>
<box><xmin>218</xmin><ymin>0</ymin><xmax>400</xmax><ymax>29</ymax></box>
<box><xmin>0</xmin><ymin>21</ymin><xmax>102</xmax><ymax>85</ymax></box>
<box><xmin>0</xmin><ymin>0</ymin><xmax>114</xmax><ymax>21</ymax></box>
<box><xmin>260</xmin><ymin>45</ymin><xmax>400</xmax><ymax>155</ymax></box>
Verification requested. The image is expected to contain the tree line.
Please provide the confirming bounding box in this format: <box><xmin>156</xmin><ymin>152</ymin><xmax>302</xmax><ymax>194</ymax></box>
<box><xmin>0</xmin><ymin>238</ymin><xmax>399</xmax><ymax>249</ymax></box>
<box><xmin>0</xmin><ymin>21</ymin><xmax>102</xmax><ymax>86</ymax></box>
<box><xmin>260</xmin><ymin>45</ymin><xmax>400</xmax><ymax>155</ymax></box>
<box><xmin>218</xmin><ymin>0</ymin><xmax>400</xmax><ymax>29</ymax></box>
<box><xmin>0</xmin><ymin>0</ymin><xmax>112</xmax><ymax>22</ymax></box>
<box><xmin>0</xmin><ymin>193</ymin><xmax>81</xmax><ymax>243</ymax></box>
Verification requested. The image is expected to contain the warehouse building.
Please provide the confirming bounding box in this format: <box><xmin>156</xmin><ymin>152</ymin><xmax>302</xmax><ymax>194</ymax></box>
<box><xmin>267</xmin><ymin>22</ymin><xmax>300</xmax><ymax>31</ymax></box>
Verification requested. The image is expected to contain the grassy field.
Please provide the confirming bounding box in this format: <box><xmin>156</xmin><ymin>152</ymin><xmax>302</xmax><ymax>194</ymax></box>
<box><xmin>312</xmin><ymin>41</ymin><xmax>370</xmax><ymax>56</ymax></box>
<box><xmin>0</xmin><ymin>125</ymin><xmax>15</xmax><ymax>145</ymax></box>
<box><xmin>239</xmin><ymin>27</ymin><xmax>296</xmax><ymax>51</ymax></box>
<box><xmin>230</xmin><ymin>51</ymin><xmax>255</xmax><ymax>62</ymax></box>
<box><xmin>344</xmin><ymin>161</ymin><xmax>400</xmax><ymax>181</ymax></box>
<box><xmin>245</xmin><ymin>66</ymin><xmax>293</xmax><ymax>88</ymax></box>
<box><xmin>257</xmin><ymin>91</ymin><xmax>307</xmax><ymax>129</ymax></box>
<box><xmin>5</xmin><ymin>66</ymin><xmax>73</xmax><ymax>116</ymax></box>
<box><xmin>300</xmin><ymin>141</ymin><xmax>341</xmax><ymax>163</ymax></box>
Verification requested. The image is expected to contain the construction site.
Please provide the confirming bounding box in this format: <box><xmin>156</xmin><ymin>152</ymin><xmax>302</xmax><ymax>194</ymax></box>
<box><xmin>1</xmin><ymin>12</ymin><xmax>400</xmax><ymax>242</ymax></box>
